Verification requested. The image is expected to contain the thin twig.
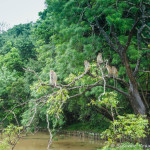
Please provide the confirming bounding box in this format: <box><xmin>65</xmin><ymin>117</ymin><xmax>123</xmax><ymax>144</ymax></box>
<box><xmin>46</xmin><ymin>104</ymin><xmax>53</xmax><ymax>150</ymax></box>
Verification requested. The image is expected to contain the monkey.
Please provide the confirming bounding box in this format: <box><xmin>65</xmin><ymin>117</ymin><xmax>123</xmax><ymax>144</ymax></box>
<box><xmin>50</xmin><ymin>70</ymin><xmax>57</xmax><ymax>86</ymax></box>
<box><xmin>112</xmin><ymin>66</ymin><xmax>118</xmax><ymax>78</ymax></box>
<box><xmin>84</xmin><ymin>60</ymin><xmax>90</xmax><ymax>72</ymax></box>
<box><xmin>112</xmin><ymin>66</ymin><xmax>118</xmax><ymax>87</ymax></box>
<box><xmin>97</xmin><ymin>53</ymin><xmax>103</xmax><ymax>65</ymax></box>
<box><xmin>97</xmin><ymin>53</ymin><xmax>105</xmax><ymax>77</ymax></box>
<box><xmin>106</xmin><ymin>61</ymin><xmax>113</xmax><ymax>77</ymax></box>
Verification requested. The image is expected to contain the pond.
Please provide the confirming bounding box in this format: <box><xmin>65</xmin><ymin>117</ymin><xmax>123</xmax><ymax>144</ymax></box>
<box><xmin>14</xmin><ymin>132</ymin><xmax>104</xmax><ymax>150</ymax></box>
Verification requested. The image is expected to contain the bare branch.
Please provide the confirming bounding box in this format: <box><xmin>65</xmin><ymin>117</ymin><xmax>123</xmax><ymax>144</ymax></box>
<box><xmin>68</xmin><ymin>79</ymin><xmax>103</xmax><ymax>90</ymax></box>
<box><xmin>134</xmin><ymin>23</ymin><xmax>150</xmax><ymax>76</ymax></box>
<box><xmin>69</xmin><ymin>87</ymin><xmax>91</xmax><ymax>99</ymax></box>
<box><xmin>0</xmin><ymin>95</ymin><xmax>49</xmax><ymax>124</ymax></box>
<box><xmin>95</xmin><ymin>18</ymin><xmax>119</xmax><ymax>53</ymax></box>
<box><xmin>26</xmin><ymin>102</ymin><xmax>37</xmax><ymax>127</ymax></box>
<box><xmin>124</xmin><ymin>18</ymin><xmax>140</xmax><ymax>52</ymax></box>
<box><xmin>46</xmin><ymin>103</ymin><xmax>53</xmax><ymax>150</ymax></box>
<box><xmin>97</xmin><ymin>65</ymin><xmax>106</xmax><ymax>101</ymax></box>
<box><xmin>62</xmin><ymin>71</ymin><xmax>88</xmax><ymax>87</ymax></box>
<box><xmin>105</xmin><ymin>76</ymin><xmax>129</xmax><ymax>88</ymax></box>
<box><xmin>133</xmin><ymin>57</ymin><xmax>141</xmax><ymax>77</ymax></box>
<box><xmin>87</xmin><ymin>71</ymin><xmax>129</xmax><ymax>88</ymax></box>
<box><xmin>137</xmin><ymin>24</ymin><xmax>147</xmax><ymax>50</ymax></box>
<box><xmin>23</xmin><ymin>67</ymin><xmax>129</xmax><ymax>99</ymax></box>
<box><xmin>23</xmin><ymin>68</ymin><xmax>42</xmax><ymax>83</ymax></box>
<box><xmin>2</xmin><ymin>106</ymin><xmax>20</xmax><ymax>127</ymax></box>
<box><xmin>138</xmin><ymin>83</ymin><xmax>149</xmax><ymax>109</ymax></box>
<box><xmin>95</xmin><ymin>106</ymin><xmax>113</xmax><ymax>121</ymax></box>
<box><xmin>68</xmin><ymin>80</ymin><xmax>129</xmax><ymax>98</ymax></box>
<box><xmin>87</xmin><ymin>2</ymin><xmax>119</xmax><ymax>53</ymax></box>
<box><xmin>143</xmin><ymin>2</ymin><xmax>150</xmax><ymax>7</ymax></box>
<box><xmin>104</xmin><ymin>84</ymin><xmax>129</xmax><ymax>97</ymax></box>
<box><xmin>139</xmin><ymin>70</ymin><xmax>150</xmax><ymax>73</ymax></box>
<box><xmin>110</xmin><ymin>25</ymin><xmax>124</xmax><ymax>51</ymax></box>
<box><xmin>0</xmin><ymin>101</ymin><xmax>30</xmax><ymax>124</ymax></box>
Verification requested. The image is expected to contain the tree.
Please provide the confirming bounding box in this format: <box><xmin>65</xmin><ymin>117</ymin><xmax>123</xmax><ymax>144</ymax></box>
<box><xmin>0</xmin><ymin>22</ymin><xmax>9</xmax><ymax>33</ymax></box>
<box><xmin>33</xmin><ymin>0</ymin><xmax>150</xmax><ymax>117</ymax></box>
<box><xmin>33</xmin><ymin>0</ymin><xmax>150</xmax><ymax>144</ymax></box>
<box><xmin>0</xmin><ymin>0</ymin><xmax>150</xmax><ymax>149</ymax></box>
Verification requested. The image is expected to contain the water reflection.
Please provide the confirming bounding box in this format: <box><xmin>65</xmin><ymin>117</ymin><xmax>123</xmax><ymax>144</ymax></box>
<box><xmin>14</xmin><ymin>132</ymin><xmax>103</xmax><ymax>150</ymax></box>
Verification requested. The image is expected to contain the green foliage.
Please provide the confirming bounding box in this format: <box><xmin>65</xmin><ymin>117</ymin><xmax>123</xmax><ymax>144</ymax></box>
<box><xmin>0</xmin><ymin>67</ymin><xmax>29</xmax><ymax>125</ymax></box>
<box><xmin>65</xmin><ymin>119</ymin><xmax>110</xmax><ymax>133</ymax></box>
<box><xmin>8</xmin><ymin>78</ymin><xmax>30</xmax><ymax>102</ymax></box>
<box><xmin>3</xmin><ymin>124</ymin><xmax>23</xmax><ymax>138</ymax></box>
<box><xmin>101</xmin><ymin>114</ymin><xmax>149</xmax><ymax>145</ymax></box>
<box><xmin>30</xmin><ymin>82</ymin><xmax>49</xmax><ymax>97</ymax></box>
<box><xmin>98</xmin><ymin>142</ymin><xmax>143</xmax><ymax>150</ymax></box>
<box><xmin>0</xmin><ymin>48</ymin><xmax>23</xmax><ymax>73</ymax></box>
<box><xmin>98</xmin><ymin>92</ymin><xmax>119</xmax><ymax>108</ymax></box>
<box><xmin>0</xmin><ymin>67</ymin><xmax>17</xmax><ymax>96</ymax></box>
<box><xmin>15</xmin><ymin>36</ymin><xmax>36</xmax><ymax>60</ymax></box>
<box><xmin>21</xmin><ymin>99</ymin><xmax>42</xmax><ymax>131</ymax></box>
<box><xmin>21</xmin><ymin>89</ymin><xmax>69</xmax><ymax>130</ymax></box>
<box><xmin>47</xmin><ymin>89</ymin><xmax>69</xmax><ymax>117</ymax></box>
<box><xmin>0</xmin><ymin>138</ymin><xmax>10</xmax><ymax>150</ymax></box>
<box><xmin>0</xmin><ymin>0</ymin><xmax>150</xmax><ymax>145</ymax></box>
<box><xmin>0</xmin><ymin>124</ymin><xmax>23</xmax><ymax>149</ymax></box>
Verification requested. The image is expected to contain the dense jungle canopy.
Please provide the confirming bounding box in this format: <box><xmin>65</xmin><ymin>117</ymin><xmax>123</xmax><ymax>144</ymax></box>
<box><xmin>0</xmin><ymin>0</ymin><xmax>150</xmax><ymax>149</ymax></box>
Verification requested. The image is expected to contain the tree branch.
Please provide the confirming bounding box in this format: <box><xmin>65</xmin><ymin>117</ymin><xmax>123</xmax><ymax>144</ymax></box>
<box><xmin>46</xmin><ymin>103</ymin><xmax>53</xmax><ymax>150</ymax></box>
<box><xmin>23</xmin><ymin>67</ymin><xmax>129</xmax><ymax>99</ymax></box>
<box><xmin>105</xmin><ymin>76</ymin><xmax>129</xmax><ymax>88</ymax></box>
<box><xmin>95</xmin><ymin>106</ymin><xmax>113</xmax><ymax>121</ymax></box>
<box><xmin>61</xmin><ymin>71</ymin><xmax>88</xmax><ymax>87</ymax></box>
<box><xmin>134</xmin><ymin>24</ymin><xmax>149</xmax><ymax>76</ymax></box>
<box><xmin>23</xmin><ymin>68</ymin><xmax>42</xmax><ymax>82</ymax></box>
<box><xmin>110</xmin><ymin>25</ymin><xmax>124</xmax><ymax>51</ymax></box>
<box><xmin>87</xmin><ymin>72</ymin><xmax>129</xmax><ymax>88</ymax></box>
<box><xmin>95</xmin><ymin>18</ymin><xmax>119</xmax><ymax>53</ymax></box>
<box><xmin>68</xmin><ymin>81</ymin><xmax>129</xmax><ymax>98</ymax></box>
<box><xmin>124</xmin><ymin>18</ymin><xmax>140</xmax><ymax>52</ymax></box>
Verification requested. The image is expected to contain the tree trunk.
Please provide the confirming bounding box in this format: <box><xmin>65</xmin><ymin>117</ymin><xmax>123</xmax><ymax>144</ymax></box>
<box><xmin>95</xmin><ymin>106</ymin><xmax>113</xmax><ymax>121</ymax></box>
<box><xmin>128</xmin><ymin>84</ymin><xmax>146</xmax><ymax>115</ymax></box>
<box><xmin>123</xmin><ymin>53</ymin><xmax>150</xmax><ymax>145</ymax></box>
<box><xmin>123</xmin><ymin>53</ymin><xmax>146</xmax><ymax>114</ymax></box>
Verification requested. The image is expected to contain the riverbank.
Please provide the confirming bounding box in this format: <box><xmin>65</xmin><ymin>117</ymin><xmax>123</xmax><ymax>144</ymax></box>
<box><xmin>63</xmin><ymin>122</ymin><xmax>109</xmax><ymax>133</ymax></box>
<box><xmin>59</xmin><ymin>122</ymin><xmax>108</xmax><ymax>141</ymax></box>
<box><xmin>60</xmin><ymin>130</ymin><xmax>102</xmax><ymax>141</ymax></box>
<box><xmin>60</xmin><ymin>124</ymin><xmax>146</xmax><ymax>150</ymax></box>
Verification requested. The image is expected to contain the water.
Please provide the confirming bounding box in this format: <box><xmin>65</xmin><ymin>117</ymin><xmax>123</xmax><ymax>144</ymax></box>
<box><xmin>14</xmin><ymin>132</ymin><xmax>104</xmax><ymax>150</ymax></box>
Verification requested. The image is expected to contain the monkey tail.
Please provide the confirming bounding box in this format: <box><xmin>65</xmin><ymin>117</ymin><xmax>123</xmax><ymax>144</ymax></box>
<box><xmin>113</xmin><ymin>75</ymin><xmax>115</xmax><ymax>87</ymax></box>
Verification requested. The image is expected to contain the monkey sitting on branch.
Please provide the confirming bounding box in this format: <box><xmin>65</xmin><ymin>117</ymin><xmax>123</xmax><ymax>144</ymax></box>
<box><xmin>106</xmin><ymin>61</ymin><xmax>113</xmax><ymax>77</ymax></box>
<box><xmin>112</xmin><ymin>66</ymin><xmax>118</xmax><ymax>78</ymax></box>
<box><xmin>84</xmin><ymin>60</ymin><xmax>90</xmax><ymax>72</ymax></box>
<box><xmin>50</xmin><ymin>70</ymin><xmax>57</xmax><ymax>86</ymax></box>
<box><xmin>112</xmin><ymin>66</ymin><xmax>118</xmax><ymax>87</ymax></box>
<box><xmin>97</xmin><ymin>53</ymin><xmax>103</xmax><ymax>65</ymax></box>
<box><xmin>105</xmin><ymin>62</ymin><xmax>119</xmax><ymax>87</ymax></box>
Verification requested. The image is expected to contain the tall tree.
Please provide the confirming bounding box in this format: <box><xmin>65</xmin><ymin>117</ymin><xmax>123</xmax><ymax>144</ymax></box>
<box><xmin>35</xmin><ymin>0</ymin><xmax>150</xmax><ymax>116</ymax></box>
<box><xmin>34</xmin><ymin>0</ymin><xmax>150</xmax><ymax>143</ymax></box>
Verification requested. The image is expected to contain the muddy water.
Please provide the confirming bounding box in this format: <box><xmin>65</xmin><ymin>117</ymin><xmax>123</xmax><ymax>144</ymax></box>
<box><xmin>14</xmin><ymin>132</ymin><xmax>104</xmax><ymax>150</ymax></box>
